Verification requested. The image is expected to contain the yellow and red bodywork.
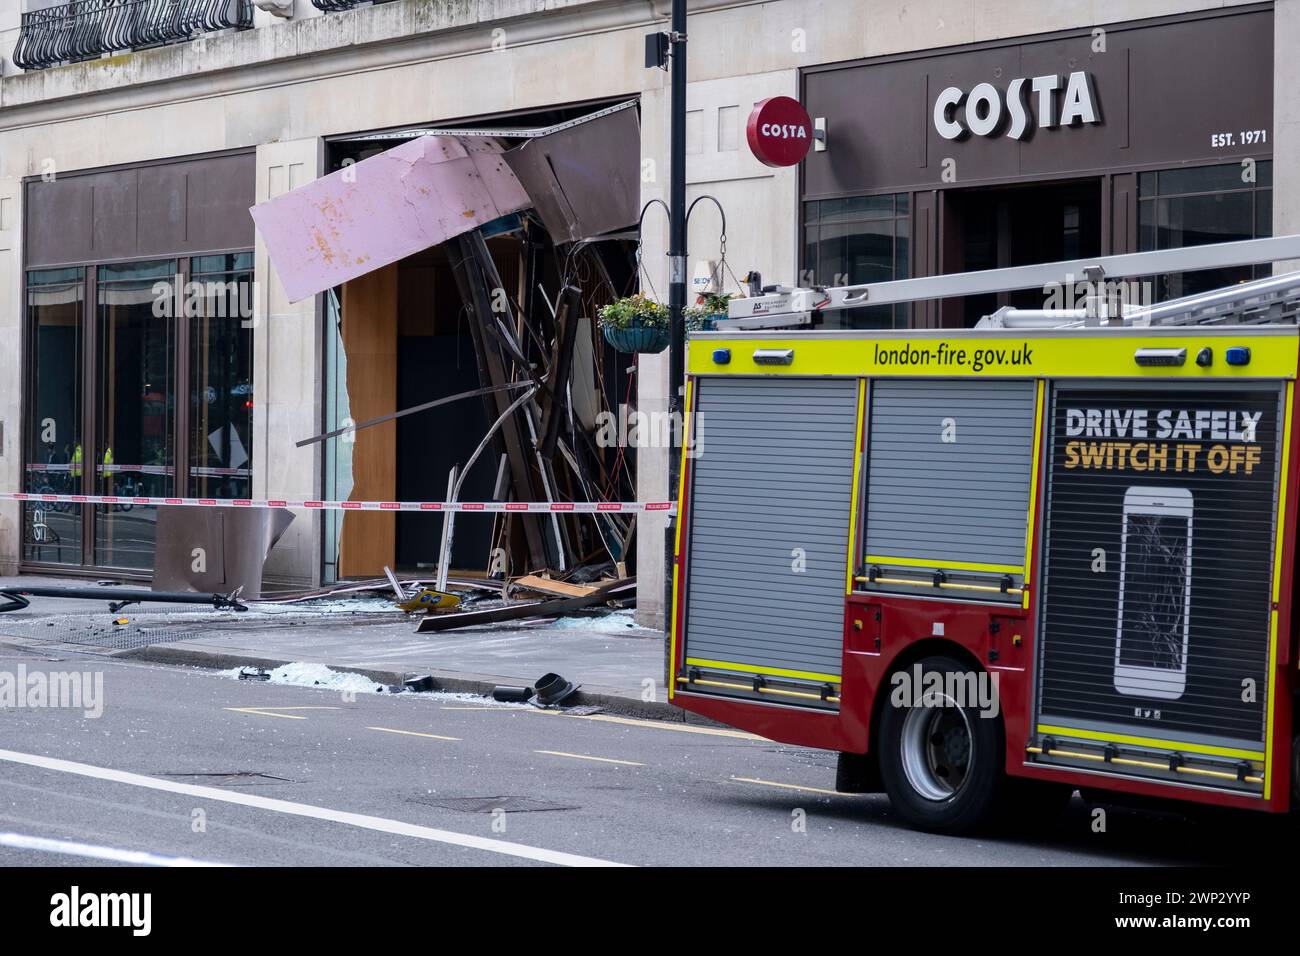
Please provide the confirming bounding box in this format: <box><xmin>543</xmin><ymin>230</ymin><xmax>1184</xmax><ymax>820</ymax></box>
<box><xmin>670</xmin><ymin>325</ymin><xmax>1300</xmax><ymax>811</ymax></box>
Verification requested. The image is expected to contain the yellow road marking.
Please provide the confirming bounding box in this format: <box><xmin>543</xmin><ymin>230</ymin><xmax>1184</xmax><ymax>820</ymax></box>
<box><xmin>367</xmin><ymin>726</ymin><xmax>460</xmax><ymax>742</ymax></box>
<box><xmin>225</xmin><ymin>706</ymin><xmax>341</xmax><ymax>720</ymax></box>
<box><xmin>532</xmin><ymin>710</ymin><xmax>766</xmax><ymax>741</ymax></box>
<box><xmin>439</xmin><ymin>706</ymin><xmax>512</xmax><ymax>711</ymax></box>
<box><xmin>231</xmin><ymin>699</ymin><xmax>752</xmax><ymax>744</ymax></box>
<box><xmin>535</xmin><ymin>750</ymin><xmax>644</xmax><ymax>767</ymax></box>
<box><xmin>439</xmin><ymin>700</ymin><xmax>766</xmax><ymax>740</ymax></box>
<box><xmin>731</xmin><ymin>776</ymin><xmax>845</xmax><ymax>797</ymax></box>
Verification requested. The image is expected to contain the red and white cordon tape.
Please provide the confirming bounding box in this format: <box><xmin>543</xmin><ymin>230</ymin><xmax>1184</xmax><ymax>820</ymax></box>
<box><xmin>0</xmin><ymin>492</ymin><xmax>676</xmax><ymax>515</ymax></box>
<box><xmin>27</xmin><ymin>464</ymin><xmax>251</xmax><ymax>477</ymax></box>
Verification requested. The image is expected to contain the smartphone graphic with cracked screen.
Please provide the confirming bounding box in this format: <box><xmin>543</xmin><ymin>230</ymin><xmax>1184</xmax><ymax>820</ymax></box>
<box><xmin>1113</xmin><ymin>487</ymin><xmax>1194</xmax><ymax>700</ymax></box>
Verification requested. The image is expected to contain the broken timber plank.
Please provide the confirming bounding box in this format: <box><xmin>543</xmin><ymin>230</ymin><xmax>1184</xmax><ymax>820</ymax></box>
<box><xmin>512</xmin><ymin>574</ymin><xmax>601</xmax><ymax>599</ymax></box>
<box><xmin>416</xmin><ymin>579</ymin><xmax>634</xmax><ymax>633</ymax></box>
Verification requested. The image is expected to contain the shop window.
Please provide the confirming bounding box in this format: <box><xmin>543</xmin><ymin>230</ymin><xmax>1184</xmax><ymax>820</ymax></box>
<box><xmin>1062</xmin><ymin>204</ymin><xmax>1082</xmax><ymax>260</ymax></box>
<box><xmin>23</xmin><ymin>267</ymin><xmax>85</xmax><ymax>565</ymax></box>
<box><xmin>322</xmin><ymin>289</ymin><xmax>349</xmax><ymax>585</ymax></box>
<box><xmin>94</xmin><ymin>260</ymin><xmax>177</xmax><ymax>570</ymax></box>
<box><xmin>801</xmin><ymin>194</ymin><xmax>909</xmax><ymax>328</ymax></box>
<box><xmin>189</xmin><ymin>253</ymin><xmax>254</xmax><ymax>499</ymax></box>
<box><xmin>22</xmin><ymin>252</ymin><xmax>255</xmax><ymax>573</ymax></box>
<box><xmin>1138</xmin><ymin>161</ymin><xmax>1272</xmax><ymax>301</ymax></box>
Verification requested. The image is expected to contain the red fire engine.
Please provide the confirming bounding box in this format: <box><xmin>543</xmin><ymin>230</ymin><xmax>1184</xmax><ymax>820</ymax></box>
<box><xmin>670</xmin><ymin>237</ymin><xmax>1300</xmax><ymax>832</ymax></box>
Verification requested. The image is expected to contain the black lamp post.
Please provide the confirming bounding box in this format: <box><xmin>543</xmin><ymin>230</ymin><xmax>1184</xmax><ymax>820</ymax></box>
<box><xmin>647</xmin><ymin>0</ymin><xmax>689</xmax><ymax>681</ymax></box>
<box><xmin>666</xmin><ymin>0</ymin><xmax>688</xmax><ymax>425</ymax></box>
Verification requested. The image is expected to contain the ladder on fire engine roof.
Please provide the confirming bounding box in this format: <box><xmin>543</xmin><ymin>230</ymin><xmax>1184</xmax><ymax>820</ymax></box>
<box><xmin>717</xmin><ymin>234</ymin><xmax>1300</xmax><ymax>331</ymax></box>
<box><xmin>980</xmin><ymin>267</ymin><xmax>1300</xmax><ymax>329</ymax></box>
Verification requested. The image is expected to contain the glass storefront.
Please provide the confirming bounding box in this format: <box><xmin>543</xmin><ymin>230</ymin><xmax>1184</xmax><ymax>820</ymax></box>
<box><xmin>188</xmin><ymin>253</ymin><xmax>254</xmax><ymax>500</ymax></box>
<box><xmin>22</xmin><ymin>254</ymin><xmax>254</xmax><ymax>573</ymax></box>
<box><xmin>801</xmin><ymin>194</ymin><xmax>909</xmax><ymax>328</ymax></box>
<box><xmin>94</xmin><ymin>260</ymin><xmax>177</xmax><ymax>570</ymax></box>
<box><xmin>1139</xmin><ymin>161</ymin><xmax>1274</xmax><ymax>300</ymax></box>
<box><xmin>321</xmin><ymin>289</ymin><xmax>351</xmax><ymax>585</ymax></box>
<box><xmin>23</xmin><ymin>268</ymin><xmax>85</xmax><ymax>565</ymax></box>
<box><xmin>798</xmin><ymin>162</ymin><xmax>1273</xmax><ymax>329</ymax></box>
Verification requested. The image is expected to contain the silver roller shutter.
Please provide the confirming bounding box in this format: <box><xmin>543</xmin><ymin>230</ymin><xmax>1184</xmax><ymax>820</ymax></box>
<box><xmin>863</xmin><ymin>379</ymin><xmax>1036</xmax><ymax>594</ymax></box>
<box><xmin>682</xmin><ymin>377</ymin><xmax>860</xmax><ymax>687</ymax></box>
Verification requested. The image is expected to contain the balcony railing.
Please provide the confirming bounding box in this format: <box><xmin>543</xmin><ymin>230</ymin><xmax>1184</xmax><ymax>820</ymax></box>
<box><xmin>13</xmin><ymin>0</ymin><xmax>254</xmax><ymax>71</ymax></box>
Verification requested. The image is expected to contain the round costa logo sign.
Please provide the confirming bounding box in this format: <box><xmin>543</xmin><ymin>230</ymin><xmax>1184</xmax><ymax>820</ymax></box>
<box><xmin>746</xmin><ymin>96</ymin><xmax>814</xmax><ymax>167</ymax></box>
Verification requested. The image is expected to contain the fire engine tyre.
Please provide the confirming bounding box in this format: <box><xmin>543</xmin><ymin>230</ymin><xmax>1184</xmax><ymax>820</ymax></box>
<box><xmin>878</xmin><ymin>655</ymin><xmax>1005</xmax><ymax>834</ymax></box>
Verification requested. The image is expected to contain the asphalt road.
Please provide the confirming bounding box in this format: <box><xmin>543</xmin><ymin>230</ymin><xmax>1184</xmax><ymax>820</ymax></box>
<box><xmin>0</xmin><ymin>641</ymin><xmax>1292</xmax><ymax>867</ymax></box>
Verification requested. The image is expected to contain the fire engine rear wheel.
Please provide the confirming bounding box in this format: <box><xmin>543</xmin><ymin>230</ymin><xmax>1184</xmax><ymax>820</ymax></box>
<box><xmin>878</xmin><ymin>655</ymin><xmax>1004</xmax><ymax>834</ymax></box>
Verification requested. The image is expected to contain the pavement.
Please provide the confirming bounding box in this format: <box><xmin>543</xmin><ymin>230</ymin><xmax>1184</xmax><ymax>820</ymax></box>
<box><xmin>0</xmin><ymin>574</ymin><xmax>671</xmax><ymax>720</ymax></box>
<box><xmin>3</xmin><ymin>642</ymin><xmax>1287</xmax><ymax>866</ymax></box>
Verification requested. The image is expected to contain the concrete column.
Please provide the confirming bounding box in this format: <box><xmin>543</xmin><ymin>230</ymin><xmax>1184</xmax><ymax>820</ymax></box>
<box><xmin>635</xmin><ymin>68</ymin><xmax>799</xmax><ymax>630</ymax></box>
<box><xmin>1276</xmin><ymin>0</ymin><xmax>1300</xmax><ymax>270</ymax></box>
<box><xmin>0</xmin><ymin>0</ymin><xmax>21</xmax><ymax>574</ymax></box>
<box><xmin>254</xmin><ymin>138</ymin><xmax>324</xmax><ymax>590</ymax></box>
<box><xmin>0</xmin><ymin>2</ymin><xmax>20</xmax><ymax>80</ymax></box>
<box><xmin>0</xmin><ymin>175</ymin><xmax>20</xmax><ymax>575</ymax></box>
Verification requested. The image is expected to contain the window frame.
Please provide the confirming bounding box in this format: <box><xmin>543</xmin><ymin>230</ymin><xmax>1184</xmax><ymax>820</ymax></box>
<box><xmin>1137</xmin><ymin>160</ymin><xmax>1274</xmax><ymax>302</ymax></box>
<box><xmin>800</xmin><ymin>192</ymin><xmax>911</xmax><ymax>328</ymax></box>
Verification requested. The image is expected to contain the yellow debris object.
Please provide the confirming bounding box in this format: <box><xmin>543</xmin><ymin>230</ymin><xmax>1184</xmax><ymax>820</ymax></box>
<box><xmin>397</xmin><ymin>589</ymin><xmax>461</xmax><ymax>614</ymax></box>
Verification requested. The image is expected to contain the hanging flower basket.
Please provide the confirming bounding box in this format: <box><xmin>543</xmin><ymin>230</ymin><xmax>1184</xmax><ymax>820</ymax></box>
<box><xmin>685</xmin><ymin>293</ymin><xmax>733</xmax><ymax>334</ymax></box>
<box><xmin>598</xmin><ymin>294</ymin><xmax>670</xmax><ymax>354</ymax></box>
<box><xmin>685</xmin><ymin>312</ymin><xmax>724</xmax><ymax>333</ymax></box>
<box><xmin>603</xmin><ymin>320</ymin><xmax>670</xmax><ymax>354</ymax></box>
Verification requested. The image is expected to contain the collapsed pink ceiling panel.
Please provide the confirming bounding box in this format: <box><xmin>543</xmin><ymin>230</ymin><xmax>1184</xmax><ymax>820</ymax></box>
<box><xmin>250</xmin><ymin>136</ymin><xmax>529</xmax><ymax>303</ymax></box>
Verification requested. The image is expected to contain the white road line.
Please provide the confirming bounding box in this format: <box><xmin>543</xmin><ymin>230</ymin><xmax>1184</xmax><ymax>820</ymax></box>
<box><xmin>0</xmin><ymin>748</ymin><xmax>628</xmax><ymax>868</ymax></box>
<box><xmin>0</xmin><ymin>832</ymin><xmax>231</xmax><ymax>867</ymax></box>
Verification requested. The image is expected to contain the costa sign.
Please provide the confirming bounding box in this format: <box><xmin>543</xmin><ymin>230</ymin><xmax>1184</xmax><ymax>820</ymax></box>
<box><xmin>933</xmin><ymin>71</ymin><xmax>1100</xmax><ymax>141</ymax></box>
<box><xmin>746</xmin><ymin>96</ymin><xmax>814</xmax><ymax>167</ymax></box>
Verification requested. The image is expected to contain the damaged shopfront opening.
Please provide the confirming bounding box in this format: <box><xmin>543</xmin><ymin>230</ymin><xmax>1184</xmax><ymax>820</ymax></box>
<box><xmin>254</xmin><ymin>100</ymin><xmax>646</xmax><ymax>596</ymax></box>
